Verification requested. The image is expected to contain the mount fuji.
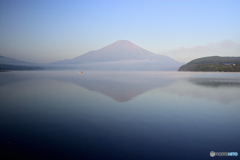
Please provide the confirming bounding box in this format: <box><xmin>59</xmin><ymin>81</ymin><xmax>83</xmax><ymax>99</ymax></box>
<box><xmin>54</xmin><ymin>40</ymin><xmax>184</xmax><ymax>70</ymax></box>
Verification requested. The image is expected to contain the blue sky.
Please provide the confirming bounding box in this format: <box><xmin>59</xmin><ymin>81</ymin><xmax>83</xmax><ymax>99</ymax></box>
<box><xmin>0</xmin><ymin>0</ymin><xmax>239</xmax><ymax>63</ymax></box>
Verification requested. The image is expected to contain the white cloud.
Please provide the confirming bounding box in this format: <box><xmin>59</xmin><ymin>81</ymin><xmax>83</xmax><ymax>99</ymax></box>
<box><xmin>160</xmin><ymin>40</ymin><xmax>240</xmax><ymax>62</ymax></box>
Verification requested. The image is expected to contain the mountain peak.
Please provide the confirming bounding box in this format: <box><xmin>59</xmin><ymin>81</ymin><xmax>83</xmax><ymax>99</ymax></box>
<box><xmin>116</xmin><ymin>40</ymin><xmax>130</xmax><ymax>42</ymax></box>
<box><xmin>115</xmin><ymin>40</ymin><xmax>131</xmax><ymax>44</ymax></box>
<box><xmin>54</xmin><ymin>40</ymin><xmax>183</xmax><ymax>70</ymax></box>
<box><xmin>110</xmin><ymin>40</ymin><xmax>134</xmax><ymax>46</ymax></box>
<box><xmin>102</xmin><ymin>40</ymin><xmax>139</xmax><ymax>51</ymax></box>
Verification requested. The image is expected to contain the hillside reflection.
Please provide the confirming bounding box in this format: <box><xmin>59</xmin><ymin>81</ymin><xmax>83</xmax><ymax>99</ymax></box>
<box><xmin>164</xmin><ymin>75</ymin><xmax>240</xmax><ymax>104</ymax></box>
<box><xmin>188</xmin><ymin>77</ymin><xmax>240</xmax><ymax>88</ymax></box>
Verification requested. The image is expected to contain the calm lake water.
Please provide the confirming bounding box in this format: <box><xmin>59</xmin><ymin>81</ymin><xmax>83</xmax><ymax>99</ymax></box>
<box><xmin>0</xmin><ymin>71</ymin><xmax>239</xmax><ymax>160</ymax></box>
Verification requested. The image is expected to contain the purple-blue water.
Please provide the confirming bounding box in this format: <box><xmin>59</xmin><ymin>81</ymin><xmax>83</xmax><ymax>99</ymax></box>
<box><xmin>0</xmin><ymin>71</ymin><xmax>239</xmax><ymax>160</ymax></box>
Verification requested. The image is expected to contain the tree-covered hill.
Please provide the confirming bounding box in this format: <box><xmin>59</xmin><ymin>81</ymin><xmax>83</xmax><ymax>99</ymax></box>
<box><xmin>178</xmin><ymin>56</ymin><xmax>240</xmax><ymax>72</ymax></box>
<box><xmin>0</xmin><ymin>64</ymin><xmax>43</xmax><ymax>71</ymax></box>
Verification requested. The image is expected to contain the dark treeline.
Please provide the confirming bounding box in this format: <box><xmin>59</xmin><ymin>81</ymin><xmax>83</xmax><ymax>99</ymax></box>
<box><xmin>0</xmin><ymin>64</ymin><xmax>44</xmax><ymax>71</ymax></box>
<box><xmin>178</xmin><ymin>56</ymin><xmax>240</xmax><ymax>72</ymax></box>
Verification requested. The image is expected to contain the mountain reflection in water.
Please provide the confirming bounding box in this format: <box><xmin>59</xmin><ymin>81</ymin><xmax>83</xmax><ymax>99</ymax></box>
<box><xmin>1</xmin><ymin>71</ymin><xmax>240</xmax><ymax>104</ymax></box>
<box><xmin>55</xmin><ymin>71</ymin><xmax>177</xmax><ymax>102</ymax></box>
<box><xmin>51</xmin><ymin>71</ymin><xmax>240</xmax><ymax>104</ymax></box>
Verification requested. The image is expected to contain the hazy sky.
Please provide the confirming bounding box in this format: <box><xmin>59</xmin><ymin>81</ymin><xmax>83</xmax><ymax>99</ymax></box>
<box><xmin>0</xmin><ymin>0</ymin><xmax>239</xmax><ymax>63</ymax></box>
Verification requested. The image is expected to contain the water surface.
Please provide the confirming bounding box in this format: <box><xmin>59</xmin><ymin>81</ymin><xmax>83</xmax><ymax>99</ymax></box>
<box><xmin>0</xmin><ymin>71</ymin><xmax>239</xmax><ymax>160</ymax></box>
